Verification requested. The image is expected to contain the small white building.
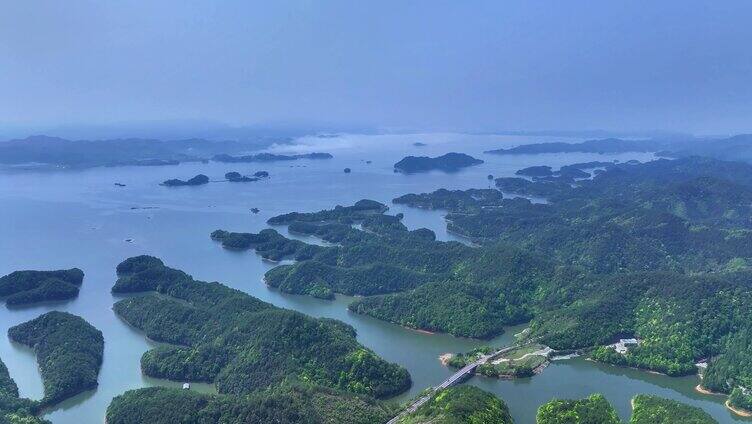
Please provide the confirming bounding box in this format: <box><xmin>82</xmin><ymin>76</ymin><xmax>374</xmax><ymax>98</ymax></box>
<box><xmin>611</xmin><ymin>338</ymin><xmax>639</xmax><ymax>354</ymax></box>
<box><xmin>182</xmin><ymin>383</ymin><xmax>190</xmax><ymax>390</ymax></box>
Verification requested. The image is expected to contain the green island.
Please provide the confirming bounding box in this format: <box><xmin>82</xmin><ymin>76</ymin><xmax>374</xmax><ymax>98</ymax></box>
<box><xmin>516</xmin><ymin>165</ymin><xmax>554</xmax><ymax>177</ymax></box>
<box><xmin>536</xmin><ymin>393</ymin><xmax>718</xmax><ymax>423</ymax></box>
<box><xmin>110</xmin><ymin>256</ymin><xmax>410</xmax><ymax>401</ymax></box>
<box><xmin>0</xmin><ymin>357</ymin><xmax>48</xmax><ymax>424</ymax></box>
<box><xmin>7</xmin><ymin>311</ymin><xmax>104</xmax><ymax>407</ymax></box>
<box><xmin>0</xmin><ymin>268</ymin><xmax>83</xmax><ymax>306</ymax></box>
<box><xmin>630</xmin><ymin>395</ymin><xmax>717</xmax><ymax>424</ymax></box>
<box><xmin>394</xmin><ymin>152</ymin><xmax>483</xmax><ymax>173</ymax></box>
<box><xmin>106</xmin><ymin>382</ymin><xmax>394</xmax><ymax>424</ymax></box>
<box><xmin>396</xmin><ymin>385</ymin><xmax>513</xmax><ymax>424</ymax></box>
<box><xmin>224</xmin><ymin>171</ymin><xmax>259</xmax><ymax>182</ymax></box>
<box><xmin>161</xmin><ymin>174</ymin><xmax>209</xmax><ymax>186</ymax></box>
<box><xmin>536</xmin><ymin>394</ymin><xmax>621</xmax><ymax>424</ymax></box>
<box><xmin>443</xmin><ymin>343</ymin><xmax>552</xmax><ymax>379</ymax></box>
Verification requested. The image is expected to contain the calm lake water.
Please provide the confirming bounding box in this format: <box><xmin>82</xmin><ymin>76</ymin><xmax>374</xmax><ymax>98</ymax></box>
<box><xmin>0</xmin><ymin>133</ymin><xmax>744</xmax><ymax>423</ymax></box>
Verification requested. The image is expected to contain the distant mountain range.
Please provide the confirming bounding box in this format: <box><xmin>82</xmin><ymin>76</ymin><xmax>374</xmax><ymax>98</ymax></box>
<box><xmin>485</xmin><ymin>134</ymin><xmax>752</xmax><ymax>163</ymax></box>
<box><xmin>0</xmin><ymin>135</ymin><xmax>286</xmax><ymax>168</ymax></box>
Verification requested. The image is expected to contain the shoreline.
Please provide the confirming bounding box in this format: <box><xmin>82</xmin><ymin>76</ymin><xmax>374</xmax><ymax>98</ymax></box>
<box><xmin>695</xmin><ymin>384</ymin><xmax>722</xmax><ymax>396</ymax></box>
<box><xmin>726</xmin><ymin>400</ymin><xmax>752</xmax><ymax>418</ymax></box>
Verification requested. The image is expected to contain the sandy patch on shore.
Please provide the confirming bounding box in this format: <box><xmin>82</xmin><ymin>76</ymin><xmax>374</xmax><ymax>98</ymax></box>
<box><xmin>695</xmin><ymin>384</ymin><xmax>720</xmax><ymax>396</ymax></box>
<box><xmin>726</xmin><ymin>400</ymin><xmax>752</xmax><ymax>417</ymax></box>
<box><xmin>439</xmin><ymin>353</ymin><xmax>454</xmax><ymax>366</ymax></box>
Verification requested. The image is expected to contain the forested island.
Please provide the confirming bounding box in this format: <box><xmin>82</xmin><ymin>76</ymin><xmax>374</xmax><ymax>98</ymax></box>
<box><xmin>630</xmin><ymin>395</ymin><xmax>717</xmax><ymax>424</ymax></box>
<box><xmin>443</xmin><ymin>343</ymin><xmax>551</xmax><ymax>379</ymax></box>
<box><xmin>7</xmin><ymin>312</ymin><xmax>103</xmax><ymax>406</ymax></box>
<box><xmin>515</xmin><ymin>165</ymin><xmax>554</xmax><ymax>177</ymax></box>
<box><xmin>0</xmin><ymin>268</ymin><xmax>83</xmax><ymax>306</ymax></box>
<box><xmin>536</xmin><ymin>393</ymin><xmax>717</xmax><ymax>423</ymax></box>
<box><xmin>161</xmin><ymin>174</ymin><xmax>209</xmax><ymax>186</ymax></box>
<box><xmin>212</xmin><ymin>152</ymin><xmax>332</xmax><ymax>162</ymax></box>
<box><xmin>106</xmin><ymin>383</ymin><xmax>394</xmax><ymax>424</ymax></box>
<box><xmin>396</xmin><ymin>386</ymin><xmax>513</xmax><ymax>424</ymax></box>
<box><xmin>537</xmin><ymin>394</ymin><xmax>621</xmax><ymax>424</ymax></box>
<box><xmin>224</xmin><ymin>171</ymin><xmax>259</xmax><ymax>182</ymax></box>
<box><xmin>394</xmin><ymin>152</ymin><xmax>483</xmax><ymax>173</ymax></box>
<box><xmin>110</xmin><ymin>256</ymin><xmax>410</xmax><ymax>405</ymax></box>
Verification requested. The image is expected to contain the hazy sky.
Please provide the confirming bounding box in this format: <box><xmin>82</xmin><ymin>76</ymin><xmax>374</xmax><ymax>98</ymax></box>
<box><xmin>2</xmin><ymin>1</ymin><xmax>751</xmax><ymax>135</ymax></box>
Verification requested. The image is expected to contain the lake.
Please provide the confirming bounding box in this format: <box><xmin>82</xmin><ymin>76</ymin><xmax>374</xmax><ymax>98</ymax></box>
<box><xmin>0</xmin><ymin>133</ymin><xmax>743</xmax><ymax>423</ymax></box>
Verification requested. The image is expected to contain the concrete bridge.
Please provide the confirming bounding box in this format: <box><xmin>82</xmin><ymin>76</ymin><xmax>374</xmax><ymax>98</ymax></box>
<box><xmin>386</xmin><ymin>343</ymin><xmax>532</xmax><ymax>424</ymax></box>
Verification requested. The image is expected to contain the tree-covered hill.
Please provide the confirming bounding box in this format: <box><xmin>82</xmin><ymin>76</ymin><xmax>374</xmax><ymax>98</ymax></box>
<box><xmin>106</xmin><ymin>382</ymin><xmax>393</xmax><ymax>424</ymax></box>
<box><xmin>111</xmin><ymin>256</ymin><xmax>411</xmax><ymax>399</ymax></box>
<box><xmin>536</xmin><ymin>394</ymin><xmax>620</xmax><ymax>424</ymax></box>
<box><xmin>536</xmin><ymin>393</ymin><xmax>718</xmax><ymax>423</ymax></box>
<box><xmin>212</xmin><ymin>200</ymin><xmax>472</xmax><ymax>300</ymax></box>
<box><xmin>396</xmin><ymin>386</ymin><xmax>513</xmax><ymax>424</ymax></box>
<box><xmin>630</xmin><ymin>395</ymin><xmax>717</xmax><ymax>424</ymax></box>
<box><xmin>7</xmin><ymin>312</ymin><xmax>104</xmax><ymax>406</ymax></box>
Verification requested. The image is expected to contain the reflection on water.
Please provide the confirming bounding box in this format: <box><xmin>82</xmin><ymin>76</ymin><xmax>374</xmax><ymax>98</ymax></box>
<box><xmin>0</xmin><ymin>133</ymin><xmax>741</xmax><ymax>423</ymax></box>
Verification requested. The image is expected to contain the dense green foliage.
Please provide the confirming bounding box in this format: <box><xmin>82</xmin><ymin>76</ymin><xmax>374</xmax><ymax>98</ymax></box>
<box><xmin>0</xmin><ymin>358</ymin><xmax>48</xmax><ymax>424</ymax></box>
<box><xmin>702</xmin><ymin>327</ymin><xmax>752</xmax><ymax>393</ymax></box>
<box><xmin>397</xmin><ymin>386</ymin><xmax>513</xmax><ymax>424</ymax></box>
<box><xmin>394</xmin><ymin>152</ymin><xmax>483</xmax><ymax>173</ymax></box>
<box><xmin>7</xmin><ymin>312</ymin><xmax>103</xmax><ymax>406</ymax></box>
<box><xmin>536</xmin><ymin>394</ymin><xmax>620</xmax><ymax>424</ymax></box>
<box><xmin>350</xmin><ymin>244</ymin><xmax>553</xmax><ymax>338</ymax></box>
<box><xmin>161</xmin><ymin>174</ymin><xmax>209</xmax><ymax>186</ymax></box>
<box><xmin>0</xmin><ymin>268</ymin><xmax>83</xmax><ymax>306</ymax></box>
<box><xmin>543</xmin><ymin>271</ymin><xmax>752</xmax><ymax>375</ymax></box>
<box><xmin>630</xmin><ymin>395</ymin><xmax>717</xmax><ymax>424</ymax></box>
<box><xmin>111</xmin><ymin>256</ymin><xmax>410</xmax><ymax>399</ymax></box>
<box><xmin>106</xmin><ymin>381</ymin><xmax>393</xmax><ymax>424</ymax></box>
